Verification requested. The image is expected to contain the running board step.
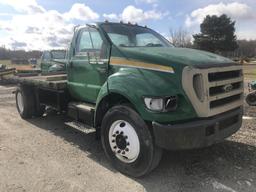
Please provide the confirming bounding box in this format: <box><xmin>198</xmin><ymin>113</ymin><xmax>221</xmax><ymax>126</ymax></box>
<box><xmin>65</xmin><ymin>121</ymin><xmax>95</xmax><ymax>134</ymax></box>
<box><xmin>67</xmin><ymin>102</ymin><xmax>95</xmax><ymax>127</ymax></box>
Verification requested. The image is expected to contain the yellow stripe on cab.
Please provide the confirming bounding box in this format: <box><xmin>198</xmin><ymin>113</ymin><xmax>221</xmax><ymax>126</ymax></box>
<box><xmin>110</xmin><ymin>57</ymin><xmax>174</xmax><ymax>73</ymax></box>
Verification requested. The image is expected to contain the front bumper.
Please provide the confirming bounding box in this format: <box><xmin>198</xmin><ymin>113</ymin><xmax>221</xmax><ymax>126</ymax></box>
<box><xmin>152</xmin><ymin>107</ymin><xmax>243</xmax><ymax>150</ymax></box>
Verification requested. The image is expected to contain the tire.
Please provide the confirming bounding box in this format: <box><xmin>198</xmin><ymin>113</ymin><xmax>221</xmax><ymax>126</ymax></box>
<box><xmin>15</xmin><ymin>86</ymin><xmax>35</xmax><ymax>119</ymax></box>
<box><xmin>246</xmin><ymin>92</ymin><xmax>256</xmax><ymax>106</ymax></box>
<box><xmin>101</xmin><ymin>105</ymin><xmax>162</xmax><ymax>177</ymax></box>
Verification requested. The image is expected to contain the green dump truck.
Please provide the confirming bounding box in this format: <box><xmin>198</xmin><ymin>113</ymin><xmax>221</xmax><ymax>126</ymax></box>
<box><xmin>40</xmin><ymin>49</ymin><xmax>67</xmax><ymax>74</ymax></box>
<box><xmin>14</xmin><ymin>22</ymin><xmax>244</xmax><ymax>177</ymax></box>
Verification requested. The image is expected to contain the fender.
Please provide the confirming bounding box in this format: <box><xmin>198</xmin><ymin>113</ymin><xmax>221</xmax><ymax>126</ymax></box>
<box><xmin>95</xmin><ymin>68</ymin><xmax>196</xmax><ymax>124</ymax></box>
<box><xmin>94</xmin><ymin>80</ymin><xmax>139</xmax><ymax>127</ymax></box>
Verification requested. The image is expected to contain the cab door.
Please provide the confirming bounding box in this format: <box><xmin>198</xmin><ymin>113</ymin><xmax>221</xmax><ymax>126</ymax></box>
<box><xmin>67</xmin><ymin>27</ymin><xmax>110</xmax><ymax>103</ymax></box>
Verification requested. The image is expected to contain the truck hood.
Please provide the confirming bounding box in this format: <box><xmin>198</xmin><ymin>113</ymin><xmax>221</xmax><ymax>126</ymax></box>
<box><xmin>117</xmin><ymin>47</ymin><xmax>234</xmax><ymax>68</ymax></box>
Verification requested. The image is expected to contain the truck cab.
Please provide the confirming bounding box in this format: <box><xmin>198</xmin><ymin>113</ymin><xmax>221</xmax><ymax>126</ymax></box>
<box><xmin>15</xmin><ymin>22</ymin><xmax>243</xmax><ymax>177</ymax></box>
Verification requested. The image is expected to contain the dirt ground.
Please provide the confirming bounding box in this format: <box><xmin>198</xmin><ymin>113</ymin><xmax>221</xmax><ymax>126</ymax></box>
<box><xmin>0</xmin><ymin>80</ymin><xmax>256</xmax><ymax>192</ymax></box>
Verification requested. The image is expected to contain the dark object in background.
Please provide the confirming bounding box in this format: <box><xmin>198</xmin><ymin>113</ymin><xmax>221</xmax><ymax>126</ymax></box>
<box><xmin>246</xmin><ymin>81</ymin><xmax>256</xmax><ymax>106</ymax></box>
<box><xmin>0</xmin><ymin>64</ymin><xmax>6</xmax><ymax>70</ymax></box>
<box><xmin>41</xmin><ymin>50</ymin><xmax>66</xmax><ymax>74</ymax></box>
<box><xmin>29</xmin><ymin>58</ymin><xmax>37</xmax><ymax>65</ymax></box>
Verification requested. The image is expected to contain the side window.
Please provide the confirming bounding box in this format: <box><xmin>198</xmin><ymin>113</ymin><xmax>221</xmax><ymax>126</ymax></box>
<box><xmin>75</xmin><ymin>28</ymin><xmax>109</xmax><ymax>61</ymax></box>
<box><xmin>90</xmin><ymin>30</ymin><xmax>103</xmax><ymax>50</ymax></box>
<box><xmin>77</xmin><ymin>30</ymin><xmax>93</xmax><ymax>53</ymax></box>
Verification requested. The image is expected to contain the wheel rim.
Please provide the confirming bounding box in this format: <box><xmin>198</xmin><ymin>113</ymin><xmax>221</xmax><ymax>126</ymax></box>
<box><xmin>108</xmin><ymin>120</ymin><xmax>140</xmax><ymax>163</ymax></box>
<box><xmin>17</xmin><ymin>92</ymin><xmax>24</xmax><ymax>113</ymax></box>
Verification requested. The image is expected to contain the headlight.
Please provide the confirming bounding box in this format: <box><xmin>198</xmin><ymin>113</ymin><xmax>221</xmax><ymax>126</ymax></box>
<box><xmin>144</xmin><ymin>96</ymin><xmax>177</xmax><ymax>112</ymax></box>
<box><xmin>144</xmin><ymin>98</ymin><xmax>164</xmax><ymax>111</ymax></box>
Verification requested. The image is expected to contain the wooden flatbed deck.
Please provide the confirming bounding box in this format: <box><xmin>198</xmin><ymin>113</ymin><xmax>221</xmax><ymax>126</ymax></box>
<box><xmin>11</xmin><ymin>74</ymin><xmax>67</xmax><ymax>90</ymax></box>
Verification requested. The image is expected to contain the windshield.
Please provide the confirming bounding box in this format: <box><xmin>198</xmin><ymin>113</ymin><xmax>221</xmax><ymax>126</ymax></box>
<box><xmin>101</xmin><ymin>23</ymin><xmax>173</xmax><ymax>48</ymax></box>
<box><xmin>51</xmin><ymin>50</ymin><xmax>66</xmax><ymax>59</ymax></box>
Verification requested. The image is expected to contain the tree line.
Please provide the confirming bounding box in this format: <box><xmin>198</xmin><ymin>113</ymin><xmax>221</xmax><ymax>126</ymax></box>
<box><xmin>0</xmin><ymin>47</ymin><xmax>42</xmax><ymax>60</ymax></box>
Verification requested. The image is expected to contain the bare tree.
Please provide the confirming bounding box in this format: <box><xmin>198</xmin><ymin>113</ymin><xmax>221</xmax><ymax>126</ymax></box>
<box><xmin>235</xmin><ymin>40</ymin><xmax>256</xmax><ymax>58</ymax></box>
<box><xmin>169</xmin><ymin>27</ymin><xmax>192</xmax><ymax>48</ymax></box>
<box><xmin>223</xmin><ymin>40</ymin><xmax>256</xmax><ymax>59</ymax></box>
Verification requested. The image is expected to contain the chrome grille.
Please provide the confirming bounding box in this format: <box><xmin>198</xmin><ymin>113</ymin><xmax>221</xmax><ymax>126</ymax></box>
<box><xmin>208</xmin><ymin>70</ymin><xmax>241</xmax><ymax>82</ymax></box>
<box><xmin>182</xmin><ymin>65</ymin><xmax>243</xmax><ymax>117</ymax></box>
<box><xmin>209</xmin><ymin>82</ymin><xmax>241</xmax><ymax>96</ymax></box>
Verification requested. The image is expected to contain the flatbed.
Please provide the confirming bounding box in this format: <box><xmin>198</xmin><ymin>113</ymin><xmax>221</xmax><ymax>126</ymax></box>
<box><xmin>5</xmin><ymin>74</ymin><xmax>67</xmax><ymax>90</ymax></box>
<box><xmin>14</xmin><ymin>74</ymin><xmax>67</xmax><ymax>90</ymax></box>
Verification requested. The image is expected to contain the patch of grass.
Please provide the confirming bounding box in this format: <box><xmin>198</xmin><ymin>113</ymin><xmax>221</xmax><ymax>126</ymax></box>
<box><xmin>0</xmin><ymin>60</ymin><xmax>34</xmax><ymax>70</ymax></box>
<box><xmin>243</xmin><ymin>65</ymin><xmax>256</xmax><ymax>80</ymax></box>
<box><xmin>0</xmin><ymin>60</ymin><xmax>12</xmax><ymax>66</ymax></box>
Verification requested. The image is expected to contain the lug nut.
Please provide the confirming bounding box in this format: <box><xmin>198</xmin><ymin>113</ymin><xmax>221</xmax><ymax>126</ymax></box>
<box><xmin>112</xmin><ymin>134</ymin><xmax>116</xmax><ymax>137</ymax></box>
<box><xmin>116</xmin><ymin>131</ymin><xmax>119</xmax><ymax>134</ymax></box>
<box><xmin>117</xmin><ymin>150</ymin><xmax>121</xmax><ymax>153</ymax></box>
<box><xmin>122</xmin><ymin>151</ymin><xmax>125</xmax><ymax>155</ymax></box>
<box><xmin>125</xmin><ymin>136</ymin><xmax>128</xmax><ymax>139</ymax></box>
<box><xmin>113</xmin><ymin>146</ymin><xmax>117</xmax><ymax>149</ymax></box>
<box><xmin>125</xmin><ymin>148</ymin><xmax>129</xmax><ymax>152</ymax></box>
<box><xmin>127</xmin><ymin>142</ymin><xmax>130</xmax><ymax>146</ymax></box>
<box><xmin>112</xmin><ymin>140</ymin><xmax>115</xmax><ymax>143</ymax></box>
<box><xmin>120</xmin><ymin>131</ymin><xmax>123</xmax><ymax>135</ymax></box>
<box><xmin>120</xmin><ymin>122</ymin><xmax>126</xmax><ymax>127</ymax></box>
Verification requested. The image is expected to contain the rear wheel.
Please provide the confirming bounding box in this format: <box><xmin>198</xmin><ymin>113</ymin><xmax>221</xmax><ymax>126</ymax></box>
<box><xmin>15</xmin><ymin>86</ymin><xmax>35</xmax><ymax>119</ymax></box>
<box><xmin>16</xmin><ymin>91</ymin><xmax>24</xmax><ymax>114</ymax></box>
<box><xmin>101</xmin><ymin>105</ymin><xmax>162</xmax><ymax>177</ymax></box>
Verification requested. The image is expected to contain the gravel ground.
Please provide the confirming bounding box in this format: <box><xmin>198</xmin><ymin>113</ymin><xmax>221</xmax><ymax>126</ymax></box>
<box><xmin>0</xmin><ymin>84</ymin><xmax>256</xmax><ymax>192</ymax></box>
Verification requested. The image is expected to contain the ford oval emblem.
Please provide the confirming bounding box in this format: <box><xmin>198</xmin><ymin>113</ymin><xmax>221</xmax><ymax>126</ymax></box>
<box><xmin>223</xmin><ymin>84</ymin><xmax>233</xmax><ymax>92</ymax></box>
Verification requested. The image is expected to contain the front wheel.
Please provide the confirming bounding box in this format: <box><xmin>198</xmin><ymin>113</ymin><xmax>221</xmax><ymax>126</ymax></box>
<box><xmin>101</xmin><ymin>105</ymin><xmax>162</xmax><ymax>177</ymax></box>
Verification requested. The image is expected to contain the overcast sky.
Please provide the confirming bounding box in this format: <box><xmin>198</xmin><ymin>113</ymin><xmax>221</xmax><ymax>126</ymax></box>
<box><xmin>0</xmin><ymin>0</ymin><xmax>255</xmax><ymax>50</ymax></box>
